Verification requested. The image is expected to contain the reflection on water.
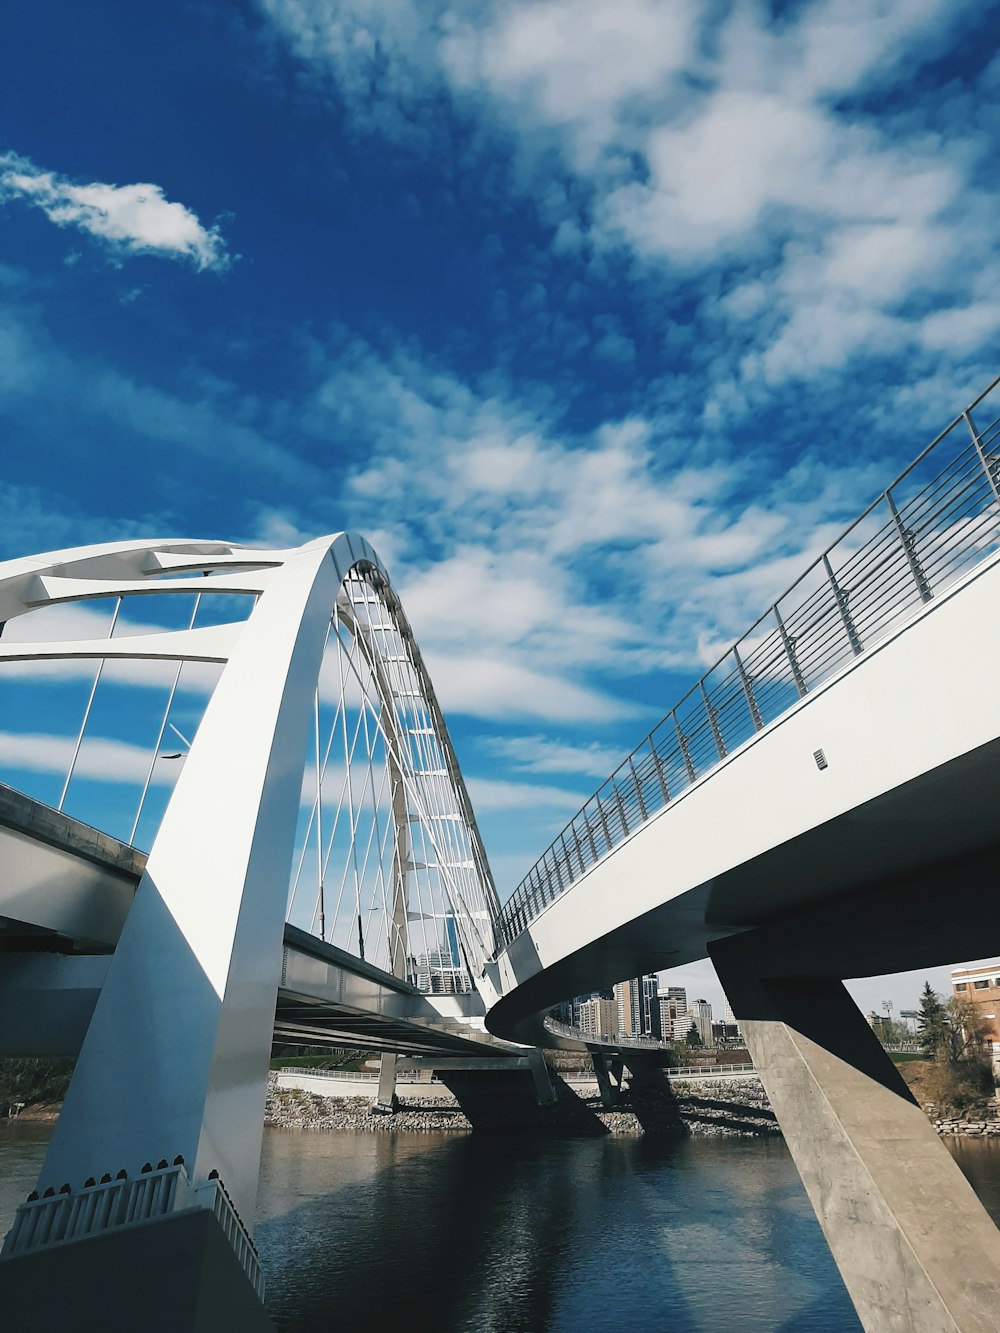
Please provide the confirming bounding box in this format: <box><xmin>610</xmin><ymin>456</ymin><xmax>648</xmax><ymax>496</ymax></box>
<box><xmin>0</xmin><ymin>1121</ymin><xmax>50</xmax><ymax>1233</ymax></box>
<box><xmin>5</xmin><ymin>1123</ymin><xmax>1000</xmax><ymax>1332</ymax></box>
<box><xmin>254</xmin><ymin>1131</ymin><xmax>861</xmax><ymax>1333</ymax></box>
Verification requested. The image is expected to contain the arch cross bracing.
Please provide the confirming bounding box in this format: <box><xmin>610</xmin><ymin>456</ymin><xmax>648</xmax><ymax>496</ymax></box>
<box><xmin>0</xmin><ymin>531</ymin><xmax>500</xmax><ymax>1227</ymax></box>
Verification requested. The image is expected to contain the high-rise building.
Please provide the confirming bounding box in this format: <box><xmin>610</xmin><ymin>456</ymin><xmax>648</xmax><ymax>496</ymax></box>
<box><xmin>410</xmin><ymin>913</ymin><xmax>471</xmax><ymax>993</ymax></box>
<box><xmin>614</xmin><ymin>974</ymin><xmax>662</xmax><ymax>1039</ymax></box>
<box><xmin>658</xmin><ymin>985</ymin><xmax>688</xmax><ymax>1041</ymax></box>
<box><xmin>579</xmin><ymin>995</ymin><xmax>619</xmax><ymax>1040</ymax></box>
<box><xmin>690</xmin><ymin>998</ymin><xmax>713</xmax><ymax>1047</ymax></box>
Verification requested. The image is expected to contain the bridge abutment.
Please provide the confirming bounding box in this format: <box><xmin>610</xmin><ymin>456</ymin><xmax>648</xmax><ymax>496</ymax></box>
<box><xmin>0</xmin><ymin>1176</ymin><xmax>274</xmax><ymax>1331</ymax></box>
<box><xmin>712</xmin><ymin>941</ymin><xmax>1000</xmax><ymax>1333</ymax></box>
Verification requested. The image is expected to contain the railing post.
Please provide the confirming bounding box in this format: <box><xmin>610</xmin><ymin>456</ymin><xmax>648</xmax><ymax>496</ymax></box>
<box><xmin>561</xmin><ymin>830</ymin><xmax>585</xmax><ymax>880</ymax></box>
<box><xmin>732</xmin><ymin>645</ymin><xmax>763</xmax><ymax>731</ymax></box>
<box><xmin>651</xmin><ymin>746</ymin><xmax>671</xmax><ymax>805</ymax></box>
<box><xmin>628</xmin><ymin>756</ymin><xmax>648</xmax><ymax>821</ymax></box>
<box><xmin>675</xmin><ymin>712</ymin><xmax>697</xmax><ymax>783</ymax></box>
<box><xmin>613</xmin><ymin>781</ymin><xmax>630</xmax><ymax>836</ymax></box>
<box><xmin>700</xmin><ymin>681</ymin><xmax>726</xmax><ymax>759</ymax></box>
<box><xmin>583</xmin><ymin>809</ymin><xmax>600</xmax><ymax>861</ymax></box>
<box><xmin>823</xmin><ymin>554</ymin><xmax>863</xmax><ymax>656</ymax></box>
<box><xmin>774</xmin><ymin>605</ymin><xmax>807</xmax><ymax>698</ymax></box>
<box><xmin>552</xmin><ymin>852</ymin><xmax>566</xmax><ymax>895</ymax></box>
<box><xmin>886</xmin><ymin>489</ymin><xmax>932</xmax><ymax>604</ymax></box>
<box><xmin>964</xmin><ymin>410</ymin><xmax>1000</xmax><ymax>505</ymax></box>
<box><xmin>595</xmin><ymin>794</ymin><xmax>613</xmax><ymax>849</ymax></box>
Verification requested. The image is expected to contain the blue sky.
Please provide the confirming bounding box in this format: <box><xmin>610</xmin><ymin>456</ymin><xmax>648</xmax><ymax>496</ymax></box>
<box><xmin>2</xmin><ymin>0</ymin><xmax>998</xmax><ymax>1012</ymax></box>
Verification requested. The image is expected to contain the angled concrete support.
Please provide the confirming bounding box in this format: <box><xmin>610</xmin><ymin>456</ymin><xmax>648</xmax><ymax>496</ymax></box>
<box><xmin>712</xmin><ymin>938</ymin><xmax>1000</xmax><ymax>1333</ymax></box>
<box><xmin>527</xmin><ymin>1048</ymin><xmax>557</xmax><ymax>1106</ymax></box>
<box><xmin>592</xmin><ymin>1052</ymin><xmax>622</xmax><ymax>1108</ymax></box>
<box><xmin>375</xmin><ymin>1052</ymin><xmax>398</xmax><ymax>1113</ymax></box>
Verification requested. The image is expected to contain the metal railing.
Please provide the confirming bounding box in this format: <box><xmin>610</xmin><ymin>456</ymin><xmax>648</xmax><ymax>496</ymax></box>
<box><xmin>278</xmin><ymin>1068</ymin><xmax>379</xmax><ymax>1080</ymax></box>
<box><xmin>3</xmin><ymin>1162</ymin><xmax>263</xmax><ymax>1300</ymax></box>
<box><xmin>666</xmin><ymin>1064</ymin><xmax>757</xmax><ymax>1078</ymax></box>
<box><xmin>495</xmin><ymin>376</ymin><xmax>1000</xmax><ymax>951</ymax></box>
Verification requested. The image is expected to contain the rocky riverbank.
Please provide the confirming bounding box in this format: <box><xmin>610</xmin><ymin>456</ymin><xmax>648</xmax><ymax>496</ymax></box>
<box><xmin>933</xmin><ymin>1114</ymin><xmax>1000</xmax><ymax>1137</ymax></box>
<box><xmin>265</xmin><ymin>1073</ymin><xmax>781</xmax><ymax>1138</ymax></box>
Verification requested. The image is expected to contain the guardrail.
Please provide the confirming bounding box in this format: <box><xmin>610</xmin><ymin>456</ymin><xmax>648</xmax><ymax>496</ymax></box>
<box><xmin>278</xmin><ymin>1068</ymin><xmax>379</xmax><ymax>1080</ymax></box>
<box><xmin>2</xmin><ymin>1162</ymin><xmax>263</xmax><ymax>1299</ymax></box>
<box><xmin>495</xmin><ymin>376</ymin><xmax>1000</xmax><ymax>950</ymax></box>
<box><xmin>666</xmin><ymin>1063</ymin><xmax>757</xmax><ymax>1078</ymax></box>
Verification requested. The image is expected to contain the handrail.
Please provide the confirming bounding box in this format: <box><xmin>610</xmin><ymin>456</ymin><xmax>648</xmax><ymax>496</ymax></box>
<box><xmin>495</xmin><ymin>376</ymin><xmax>1000</xmax><ymax>950</ymax></box>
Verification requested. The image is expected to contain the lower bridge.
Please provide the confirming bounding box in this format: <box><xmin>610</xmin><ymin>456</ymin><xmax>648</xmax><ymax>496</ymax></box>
<box><xmin>0</xmin><ymin>782</ymin><xmax>520</xmax><ymax>1063</ymax></box>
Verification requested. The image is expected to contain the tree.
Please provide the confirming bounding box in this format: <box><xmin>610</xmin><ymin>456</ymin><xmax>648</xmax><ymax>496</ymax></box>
<box><xmin>917</xmin><ymin>981</ymin><xmax>948</xmax><ymax>1058</ymax></box>
<box><xmin>917</xmin><ymin>989</ymin><xmax>995</xmax><ymax>1114</ymax></box>
<box><xmin>685</xmin><ymin>1022</ymin><xmax>700</xmax><ymax>1048</ymax></box>
<box><xmin>945</xmin><ymin>994</ymin><xmax>992</xmax><ymax>1064</ymax></box>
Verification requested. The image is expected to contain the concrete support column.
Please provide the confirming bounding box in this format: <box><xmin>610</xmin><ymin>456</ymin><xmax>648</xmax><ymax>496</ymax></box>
<box><xmin>374</xmin><ymin>1053</ymin><xmax>398</xmax><ymax>1113</ymax></box>
<box><xmin>712</xmin><ymin>939</ymin><xmax>1000</xmax><ymax>1333</ymax></box>
<box><xmin>592</xmin><ymin>1052</ymin><xmax>621</xmax><ymax>1108</ymax></box>
<box><xmin>527</xmin><ymin>1049</ymin><xmax>556</xmax><ymax>1106</ymax></box>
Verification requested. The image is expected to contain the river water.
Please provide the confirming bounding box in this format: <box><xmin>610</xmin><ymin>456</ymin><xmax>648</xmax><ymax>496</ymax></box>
<box><xmin>4</xmin><ymin>1122</ymin><xmax>1000</xmax><ymax>1332</ymax></box>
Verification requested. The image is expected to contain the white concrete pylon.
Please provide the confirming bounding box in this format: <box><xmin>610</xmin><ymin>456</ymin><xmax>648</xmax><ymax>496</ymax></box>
<box><xmin>34</xmin><ymin>535</ymin><xmax>348</xmax><ymax>1222</ymax></box>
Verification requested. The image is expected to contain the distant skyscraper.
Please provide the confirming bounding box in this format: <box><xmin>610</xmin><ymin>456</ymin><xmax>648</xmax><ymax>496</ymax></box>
<box><xmin>443</xmin><ymin>911</ymin><xmax>462</xmax><ymax>968</ymax></box>
<box><xmin>411</xmin><ymin>912</ymin><xmax>470</xmax><ymax>993</ymax></box>
<box><xmin>690</xmin><ymin>998</ymin><xmax>713</xmax><ymax>1047</ymax></box>
<box><xmin>658</xmin><ymin>985</ymin><xmax>688</xmax><ymax>1041</ymax></box>
<box><xmin>614</xmin><ymin>974</ymin><xmax>662</xmax><ymax>1039</ymax></box>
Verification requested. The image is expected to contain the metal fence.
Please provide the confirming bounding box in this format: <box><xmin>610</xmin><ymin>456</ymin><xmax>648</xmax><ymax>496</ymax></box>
<box><xmin>495</xmin><ymin>376</ymin><xmax>1000</xmax><ymax>951</ymax></box>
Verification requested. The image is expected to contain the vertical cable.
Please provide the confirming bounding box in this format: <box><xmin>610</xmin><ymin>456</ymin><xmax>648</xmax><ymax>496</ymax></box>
<box><xmin>59</xmin><ymin>596</ymin><xmax>122</xmax><ymax>811</ymax></box>
<box><xmin>129</xmin><ymin>594</ymin><xmax>201</xmax><ymax>844</ymax></box>
<box><xmin>314</xmin><ymin>686</ymin><xmax>325</xmax><ymax>941</ymax></box>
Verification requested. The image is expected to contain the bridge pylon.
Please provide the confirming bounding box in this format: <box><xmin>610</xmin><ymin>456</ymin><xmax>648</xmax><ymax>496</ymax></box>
<box><xmin>0</xmin><ymin>532</ymin><xmax>501</xmax><ymax>1329</ymax></box>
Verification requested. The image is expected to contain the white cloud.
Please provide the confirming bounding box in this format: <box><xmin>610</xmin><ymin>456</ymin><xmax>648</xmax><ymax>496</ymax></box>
<box><xmin>0</xmin><ymin>729</ymin><xmax>180</xmax><ymax>786</ymax></box>
<box><xmin>302</xmin><ymin>330</ymin><xmax>888</xmax><ymax>735</ymax></box>
<box><xmin>260</xmin><ymin>0</ymin><xmax>996</xmax><ymax>393</ymax></box>
<box><xmin>0</xmin><ymin>151</ymin><xmax>230</xmax><ymax>271</ymax></box>
<box><xmin>442</xmin><ymin>0</ymin><xmax>697</xmax><ymax>169</ymax></box>
<box><xmin>483</xmin><ymin>733</ymin><xmax>624</xmax><ymax>778</ymax></box>
<box><xmin>919</xmin><ymin>302</ymin><xmax>1000</xmax><ymax>353</ymax></box>
<box><xmin>465</xmin><ymin>775</ymin><xmax>584</xmax><ymax>813</ymax></box>
<box><xmin>427</xmin><ymin>651</ymin><xmax>639</xmax><ymax>724</ymax></box>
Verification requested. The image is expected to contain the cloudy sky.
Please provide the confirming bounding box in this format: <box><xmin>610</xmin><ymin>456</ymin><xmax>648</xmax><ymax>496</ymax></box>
<box><xmin>2</xmin><ymin>0</ymin><xmax>997</xmax><ymax>1012</ymax></box>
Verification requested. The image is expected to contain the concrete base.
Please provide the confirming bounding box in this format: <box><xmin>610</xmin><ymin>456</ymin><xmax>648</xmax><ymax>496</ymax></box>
<box><xmin>0</xmin><ymin>1207</ymin><xmax>275</xmax><ymax>1333</ymax></box>
<box><xmin>712</xmin><ymin>939</ymin><xmax>1000</xmax><ymax>1333</ymax></box>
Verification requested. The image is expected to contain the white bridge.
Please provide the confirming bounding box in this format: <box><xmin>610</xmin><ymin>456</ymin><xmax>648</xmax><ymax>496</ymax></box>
<box><xmin>1</xmin><ymin>378</ymin><xmax>1000</xmax><ymax>1332</ymax></box>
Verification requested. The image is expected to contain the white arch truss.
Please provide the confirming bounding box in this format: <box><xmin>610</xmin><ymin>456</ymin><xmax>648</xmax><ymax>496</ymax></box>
<box><xmin>0</xmin><ymin>532</ymin><xmax>499</xmax><ymax>1227</ymax></box>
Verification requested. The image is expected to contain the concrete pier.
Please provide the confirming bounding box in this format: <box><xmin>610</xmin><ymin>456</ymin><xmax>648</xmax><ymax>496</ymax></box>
<box><xmin>713</xmin><ymin>939</ymin><xmax>1000</xmax><ymax>1333</ymax></box>
<box><xmin>0</xmin><ymin>1206</ymin><xmax>275</xmax><ymax>1333</ymax></box>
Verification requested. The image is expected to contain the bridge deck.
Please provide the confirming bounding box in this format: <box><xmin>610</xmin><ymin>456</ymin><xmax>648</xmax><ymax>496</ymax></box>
<box><xmin>486</xmin><ymin>550</ymin><xmax>1000</xmax><ymax>1046</ymax></box>
<box><xmin>0</xmin><ymin>789</ymin><xmax>507</xmax><ymax>1059</ymax></box>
